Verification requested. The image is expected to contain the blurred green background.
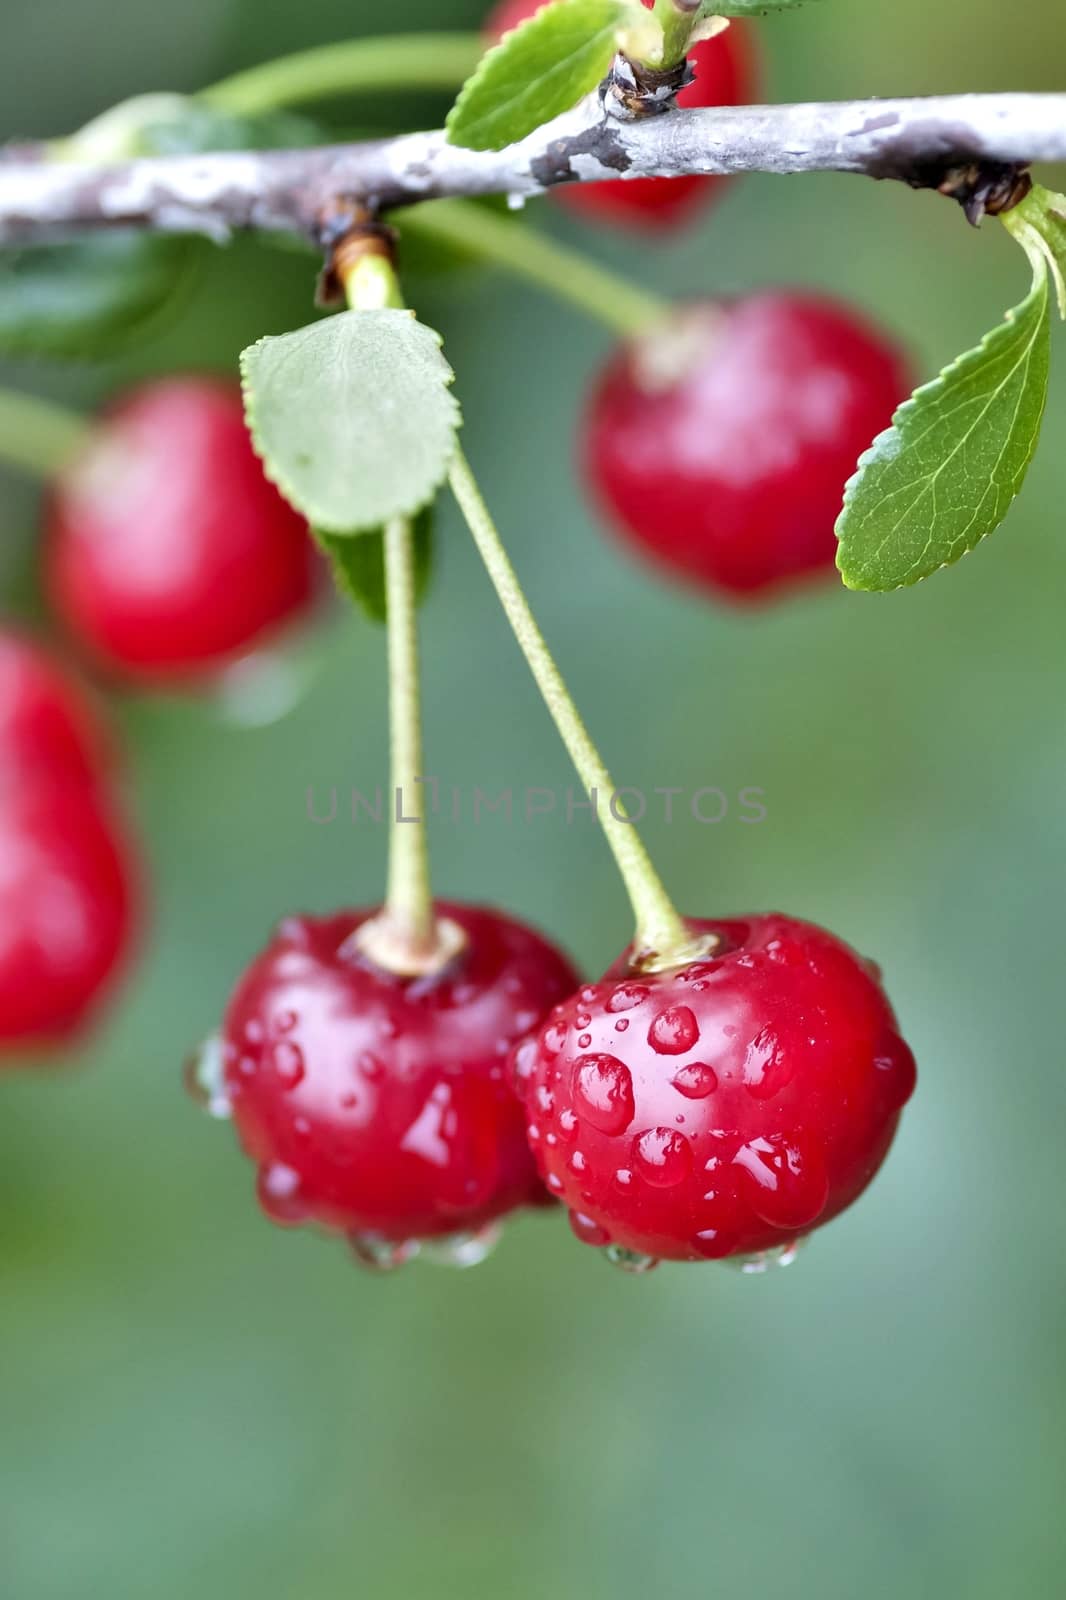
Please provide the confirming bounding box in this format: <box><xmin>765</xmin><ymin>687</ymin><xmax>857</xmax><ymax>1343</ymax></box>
<box><xmin>2</xmin><ymin>2</ymin><xmax>1065</xmax><ymax>1596</ymax></box>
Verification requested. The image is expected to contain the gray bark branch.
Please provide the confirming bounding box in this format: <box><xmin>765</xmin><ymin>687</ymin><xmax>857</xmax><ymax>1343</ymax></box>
<box><xmin>1</xmin><ymin>93</ymin><xmax>1065</xmax><ymax>246</ymax></box>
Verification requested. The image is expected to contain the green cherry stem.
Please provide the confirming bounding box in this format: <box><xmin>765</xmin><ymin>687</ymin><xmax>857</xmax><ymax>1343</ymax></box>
<box><xmin>341</xmin><ymin>249</ymin><xmax>458</xmax><ymax>976</ymax></box>
<box><xmin>378</xmin><ymin>510</ymin><xmax>440</xmax><ymax>964</ymax></box>
<box><xmin>448</xmin><ymin>445</ymin><xmax>706</xmax><ymax>973</ymax></box>
<box><xmin>0</xmin><ymin>387</ymin><xmax>92</xmax><ymax>480</ymax></box>
<box><xmin>202</xmin><ymin>34</ymin><xmax>483</xmax><ymax>115</ymax></box>
<box><xmin>651</xmin><ymin>0</ymin><xmax>699</xmax><ymax>68</ymax></box>
<box><xmin>396</xmin><ymin>200</ymin><xmax>670</xmax><ymax>338</ymax></box>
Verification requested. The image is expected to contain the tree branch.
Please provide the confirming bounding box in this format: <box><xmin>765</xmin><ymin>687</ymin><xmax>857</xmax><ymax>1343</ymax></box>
<box><xmin>1</xmin><ymin>93</ymin><xmax>1065</xmax><ymax>246</ymax></box>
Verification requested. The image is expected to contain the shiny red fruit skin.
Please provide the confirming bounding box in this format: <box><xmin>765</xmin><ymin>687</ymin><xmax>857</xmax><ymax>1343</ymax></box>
<box><xmin>485</xmin><ymin>1</ymin><xmax>757</xmax><ymax>229</ymax></box>
<box><xmin>583</xmin><ymin>295</ymin><xmax>911</xmax><ymax>600</ymax></box>
<box><xmin>46</xmin><ymin>378</ymin><xmax>315</xmax><ymax>684</ymax></box>
<box><xmin>0</xmin><ymin>633</ymin><xmax>112</xmax><ymax>792</ymax></box>
<box><xmin>512</xmin><ymin>914</ymin><xmax>916</xmax><ymax>1262</ymax></box>
<box><xmin>0</xmin><ymin>782</ymin><xmax>137</xmax><ymax>1048</ymax></box>
<box><xmin>221</xmin><ymin>903</ymin><xmax>580</xmax><ymax>1241</ymax></box>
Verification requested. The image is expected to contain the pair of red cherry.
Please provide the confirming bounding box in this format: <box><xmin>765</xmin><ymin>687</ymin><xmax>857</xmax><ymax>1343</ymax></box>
<box><xmin>208</xmin><ymin>901</ymin><xmax>915</xmax><ymax>1271</ymax></box>
<box><xmin>0</xmin><ymin>637</ymin><xmax>137</xmax><ymax>1047</ymax></box>
<box><xmin>6</xmin><ymin>400</ymin><xmax>918</xmax><ymax>1265</ymax></box>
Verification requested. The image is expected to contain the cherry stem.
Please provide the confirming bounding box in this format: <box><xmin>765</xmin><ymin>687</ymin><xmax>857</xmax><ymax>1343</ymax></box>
<box><xmin>0</xmin><ymin>387</ymin><xmax>92</xmax><ymax>480</ymax></box>
<box><xmin>342</xmin><ymin>249</ymin><xmax>446</xmax><ymax>975</ymax></box>
<box><xmin>396</xmin><ymin>200</ymin><xmax>670</xmax><ymax>338</ymax></box>
<box><xmin>202</xmin><ymin>33</ymin><xmax>483</xmax><ymax>115</ymax></box>
<box><xmin>651</xmin><ymin>0</ymin><xmax>700</xmax><ymax>68</ymax></box>
<box><xmin>380</xmin><ymin>513</ymin><xmax>437</xmax><ymax>960</ymax></box>
<box><xmin>449</xmin><ymin>444</ymin><xmax>702</xmax><ymax>972</ymax></box>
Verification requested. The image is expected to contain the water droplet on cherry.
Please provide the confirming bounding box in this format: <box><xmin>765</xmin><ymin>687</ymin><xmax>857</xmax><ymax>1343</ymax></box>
<box><xmin>271</xmin><ymin>1038</ymin><xmax>305</xmax><ymax>1090</ymax></box>
<box><xmin>573</xmin><ymin>1054</ymin><xmax>635</xmax><ymax>1135</ymax></box>
<box><xmin>671</xmin><ymin>1061</ymin><xmax>718</xmax><ymax>1098</ymax></box>
<box><xmin>648</xmin><ymin>1005</ymin><xmax>700</xmax><ymax>1055</ymax></box>
<box><xmin>257</xmin><ymin>1162</ymin><xmax>306</xmax><ymax>1224</ymax></box>
<box><xmin>607</xmin><ymin>983</ymin><xmax>649</xmax><ymax>1014</ymax></box>
<box><xmin>569</xmin><ymin>1210</ymin><xmax>610</xmax><ymax>1247</ymax></box>
<box><xmin>732</xmin><ymin>1133</ymin><xmax>829</xmax><ymax>1228</ymax></box>
<box><xmin>632</xmin><ymin>1126</ymin><xmax>693</xmax><ymax>1186</ymax></box>
<box><xmin>742</xmin><ymin>1024</ymin><xmax>793</xmax><ymax>1100</ymax></box>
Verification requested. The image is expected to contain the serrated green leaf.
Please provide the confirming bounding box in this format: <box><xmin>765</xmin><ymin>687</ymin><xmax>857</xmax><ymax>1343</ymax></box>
<box><xmin>0</xmin><ymin>234</ymin><xmax>199</xmax><ymax>359</ymax></box>
<box><xmin>836</xmin><ymin>269</ymin><xmax>1050</xmax><ymax>592</ymax></box>
<box><xmin>314</xmin><ymin>509</ymin><xmax>435</xmax><ymax>623</ymax></box>
<box><xmin>241</xmin><ymin>310</ymin><xmax>461</xmax><ymax>535</ymax></box>
<box><xmin>447</xmin><ymin>0</ymin><xmax>627</xmax><ymax>153</ymax></box>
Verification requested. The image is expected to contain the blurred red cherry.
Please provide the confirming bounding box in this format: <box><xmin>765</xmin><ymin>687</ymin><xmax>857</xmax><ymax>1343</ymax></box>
<box><xmin>583</xmin><ymin>294</ymin><xmax>911</xmax><ymax>600</ymax></box>
<box><xmin>46</xmin><ymin>378</ymin><xmax>316</xmax><ymax>686</ymax></box>
<box><xmin>0</xmin><ymin>632</ymin><xmax>112</xmax><ymax>792</ymax></box>
<box><xmin>0</xmin><ymin>780</ymin><xmax>138</xmax><ymax>1051</ymax></box>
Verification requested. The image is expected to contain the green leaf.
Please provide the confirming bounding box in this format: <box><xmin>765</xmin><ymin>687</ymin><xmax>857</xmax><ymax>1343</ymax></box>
<box><xmin>836</xmin><ymin>267</ymin><xmax>1051</xmax><ymax>592</ymax></box>
<box><xmin>60</xmin><ymin>91</ymin><xmax>326</xmax><ymax>161</ymax></box>
<box><xmin>0</xmin><ymin>233</ymin><xmax>199</xmax><ymax>359</ymax></box>
<box><xmin>241</xmin><ymin>309</ymin><xmax>462</xmax><ymax>535</ymax></box>
<box><xmin>315</xmin><ymin>509</ymin><xmax>435</xmax><ymax>623</ymax></box>
<box><xmin>1</xmin><ymin>101</ymin><xmax>327</xmax><ymax>361</ymax></box>
<box><xmin>138</xmin><ymin>103</ymin><xmax>326</xmax><ymax>157</ymax></box>
<box><xmin>447</xmin><ymin>0</ymin><xmax>628</xmax><ymax>152</ymax></box>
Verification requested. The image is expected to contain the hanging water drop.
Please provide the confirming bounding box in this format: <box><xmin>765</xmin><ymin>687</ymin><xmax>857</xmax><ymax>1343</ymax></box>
<box><xmin>422</xmin><ymin>1223</ymin><xmax>502</xmax><ymax>1269</ymax></box>
<box><xmin>183</xmin><ymin>1033</ymin><xmax>232</xmax><ymax>1120</ymax></box>
<box><xmin>725</xmin><ymin>1237</ymin><xmax>809</xmax><ymax>1274</ymax></box>
<box><xmin>349</xmin><ymin>1233</ymin><xmax>421</xmax><ymax>1272</ymax></box>
<box><xmin>605</xmin><ymin>1245</ymin><xmax>659</xmax><ymax>1275</ymax></box>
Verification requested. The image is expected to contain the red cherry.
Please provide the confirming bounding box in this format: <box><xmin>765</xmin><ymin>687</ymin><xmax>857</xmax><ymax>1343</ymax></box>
<box><xmin>0</xmin><ymin>781</ymin><xmax>138</xmax><ymax>1050</ymax></box>
<box><xmin>211</xmin><ymin>903</ymin><xmax>580</xmax><ymax>1264</ymax></box>
<box><xmin>45</xmin><ymin>378</ymin><xmax>315</xmax><ymax>685</ymax></box>
<box><xmin>512</xmin><ymin>914</ymin><xmax>916</xmax><ymax>1267</ymax></box>
<box><xmin>485</xmin><ymin>1</ymin><xmax>757</xmax><ymax>230</ymax></box>
<box><xmin>583</xmin><ymin>294</ymin><xmax>911</xmax><ymax>600</ymax></box>
<box><xmin>0</xmin><ymin>633</ymin><xmax>112</xmax><ymax>792</ymax></box>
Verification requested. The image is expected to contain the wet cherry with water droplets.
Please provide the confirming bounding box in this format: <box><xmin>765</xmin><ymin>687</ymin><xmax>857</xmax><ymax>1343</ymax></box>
<box><xmin>513</xmin><ymin>913</ymin><xmax>916</xmax><ymax>1263</ymax></box>
<box><xmin>212</xmin><ymin>902</ymin><xmax>579</xmax><ymax>1258</ymax></box>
